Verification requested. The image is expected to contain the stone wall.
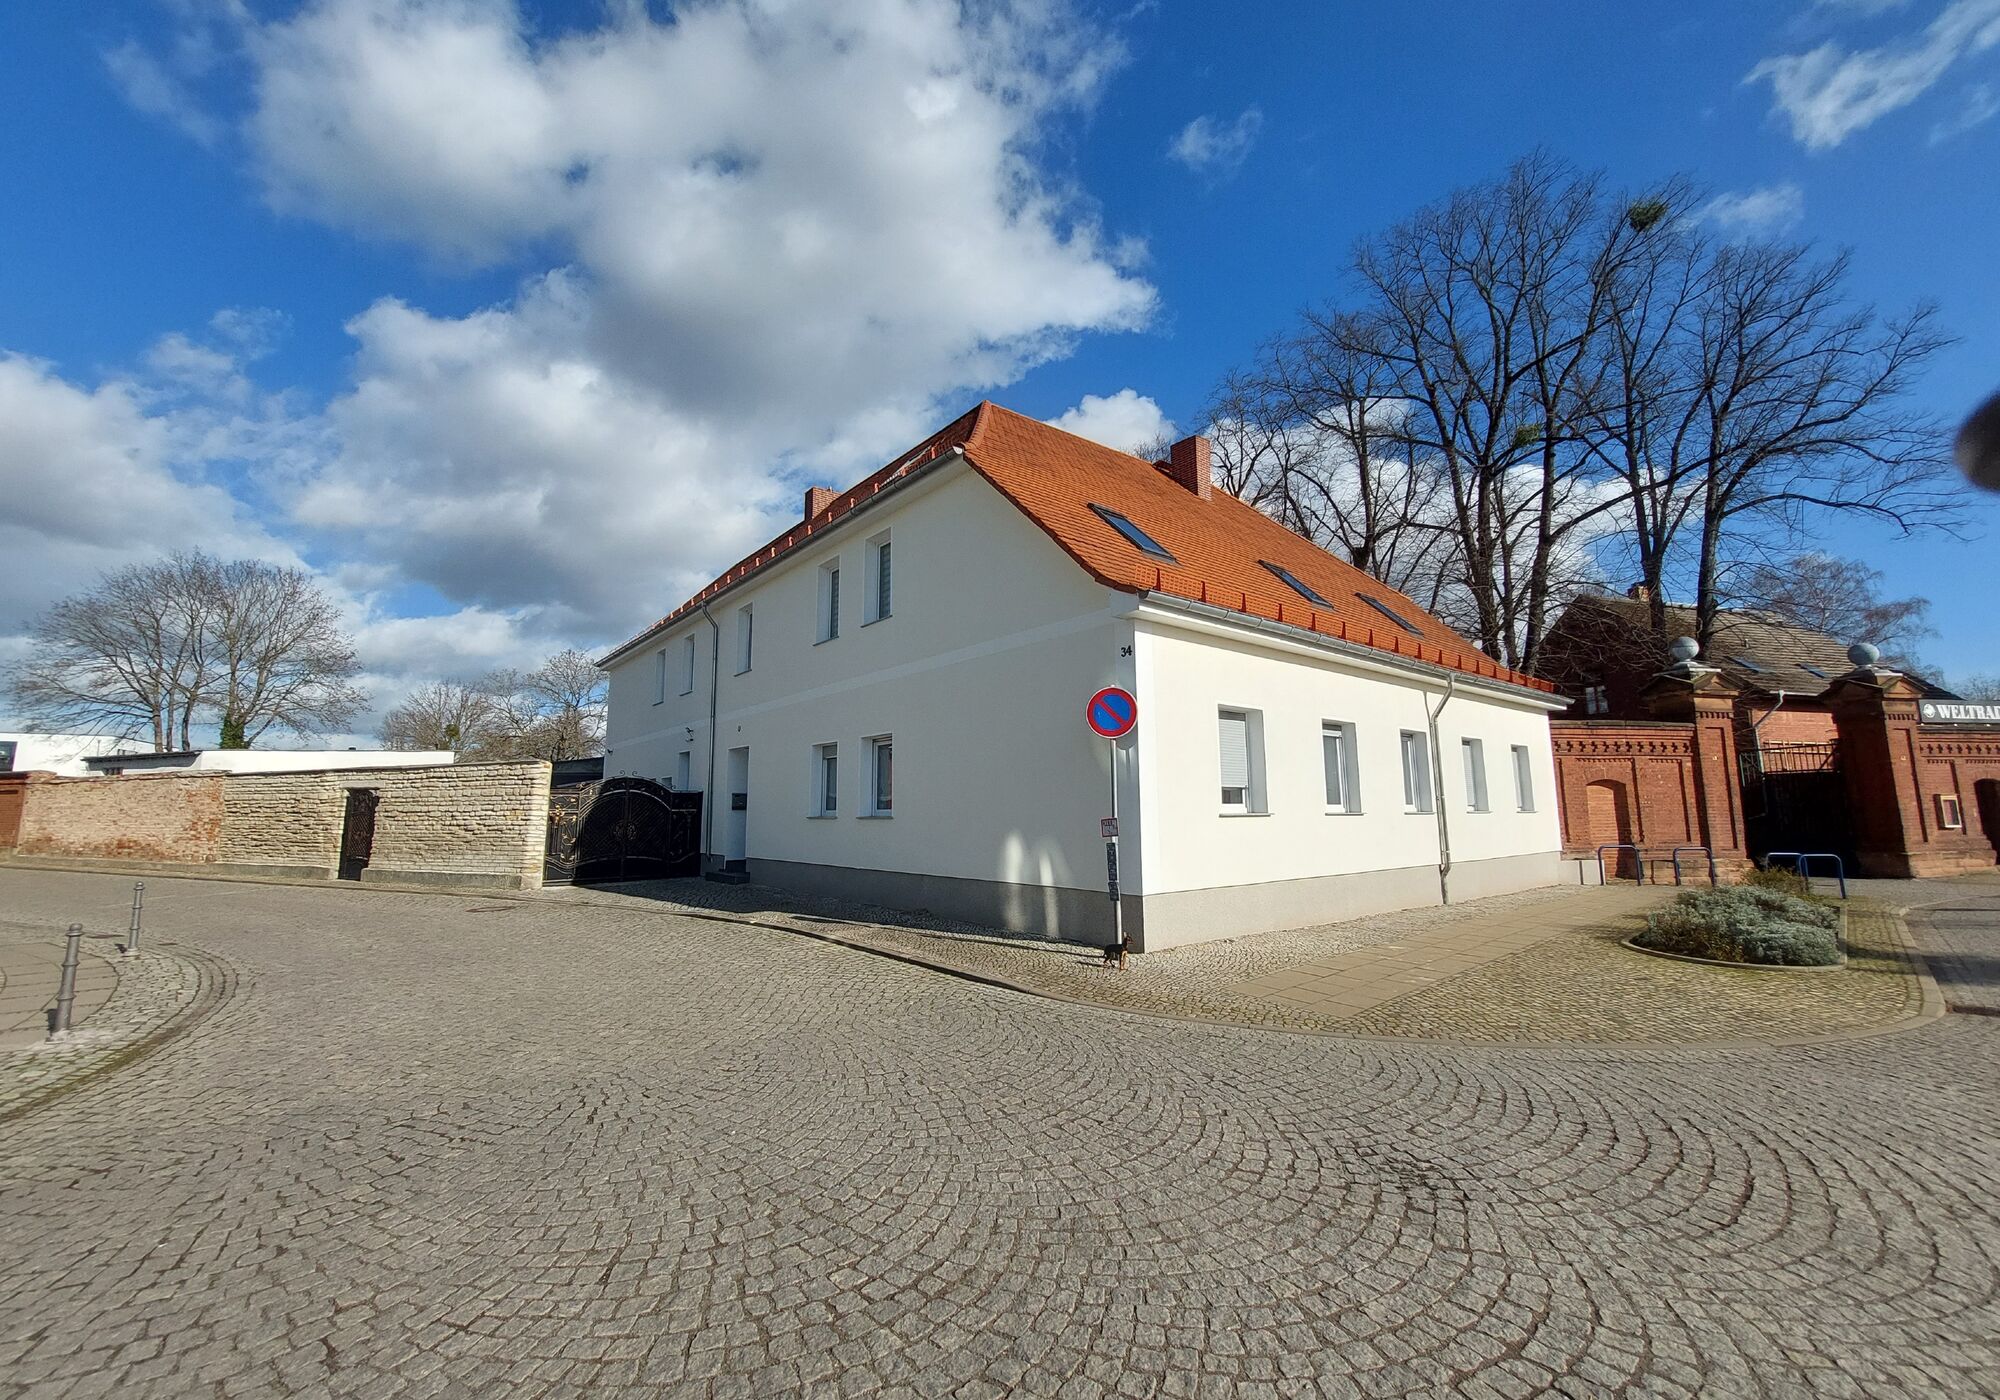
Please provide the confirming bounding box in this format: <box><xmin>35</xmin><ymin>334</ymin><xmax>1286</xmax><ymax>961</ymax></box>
<box><xmin>2</xmin><ymin>762</ymin><xmax>550</xmax><ymax>891</ymax></box>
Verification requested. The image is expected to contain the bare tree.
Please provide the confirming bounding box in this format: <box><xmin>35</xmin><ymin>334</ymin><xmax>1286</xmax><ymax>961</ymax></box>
<box><xmin>201</xmin><ymin>559</ymin><xmax>367</xmax><ymax>746</ymax></box>
<box><xmin>378</xmin><ymin>682</ymin><xmax>505</xmax><ymax>753</ymax></box>
<box><xmin>1953</xmin><ymin>673</ymin><xmax>2000</xmax><ymax>701</ymax></box>
<box><xmin>1734</xmin><ymin>553</ymin><xmax>1935</xmax><ymax>669</ymax></box>
<box><xmin>1208</xmin><ymin>152</ymin><xmax>1960</xmax><ymax>670</ymax></box>
<box><xmin>7</xmin><ymin>552</ymin><xmax>362</xmax><ymax>749</ymax></box>
<box><xmin>380</xmin><ymin>650</ymin><xmax>605</xmax><ymax>761</ymax></box>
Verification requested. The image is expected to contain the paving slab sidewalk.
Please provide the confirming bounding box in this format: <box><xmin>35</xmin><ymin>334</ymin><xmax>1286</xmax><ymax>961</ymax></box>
<box><xmin>555</xmin><ymin>878</ymin><xmax>1934</xmax><ymax>1045</ymax></box>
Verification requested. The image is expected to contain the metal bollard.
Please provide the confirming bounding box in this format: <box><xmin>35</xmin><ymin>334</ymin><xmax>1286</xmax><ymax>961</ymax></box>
<box><xmin>127</xmin><ymin>882</ymin><xmax>145</xmax><ymax>956</ymax></box>
<box><xmin>51</xmin><ymin>923</ymin><xmax>83</xmax><ymax>1038</ymax></box>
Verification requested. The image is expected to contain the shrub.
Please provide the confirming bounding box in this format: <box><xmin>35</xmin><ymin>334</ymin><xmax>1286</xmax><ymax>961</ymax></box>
<box><xmin>1635</xmin><ymin>886</ymin><xmax>1842</xmax><ymax>967</ymax></box>
<box><xmin>1741</xmin><ymin>865</ymin><xmax>1811</xmax><ymax>898</ymax></box>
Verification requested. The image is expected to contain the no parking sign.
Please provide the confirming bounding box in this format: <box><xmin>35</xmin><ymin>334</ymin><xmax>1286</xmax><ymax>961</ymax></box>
<box><xmin>1085</xmin><ymin>686</ymin><xmax>1138</xmax><ymax>740</ymax></box>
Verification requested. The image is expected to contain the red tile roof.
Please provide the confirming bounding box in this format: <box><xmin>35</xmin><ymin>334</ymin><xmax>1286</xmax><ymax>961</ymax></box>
<box><xmin>604</xmin><ymin>402</ymin><xmax>1553</xmax><ymax>694</ymax></box>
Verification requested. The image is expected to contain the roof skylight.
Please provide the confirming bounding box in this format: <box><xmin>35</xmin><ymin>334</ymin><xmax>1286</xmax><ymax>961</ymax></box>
<box><xmin>1261</xmin><ymin>561</ymin><xmax>1330</xmax><ymax>606</ymax></box>
<box><xmin>1088</xmin><ymin>504</ymin><xmax>1176</xmax><ymax>562</ymax></box>
<box><xmin>1357</xmin><ymin>594</ymin><xmax>1424</xmax><ymax>636</ymax></box>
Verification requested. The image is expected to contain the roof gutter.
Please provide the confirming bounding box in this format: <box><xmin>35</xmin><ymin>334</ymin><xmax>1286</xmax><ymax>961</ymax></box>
<box><xmin>1128</xmin><ymin>592</ymin><xmax>1566</xmax><ymax>712</ymax></box>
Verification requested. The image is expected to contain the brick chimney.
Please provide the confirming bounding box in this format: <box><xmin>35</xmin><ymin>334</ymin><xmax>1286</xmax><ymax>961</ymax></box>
<box><xmin>1163</xmin><ymin>435</ymin><xmax>1212</xmax><ymax>500</ymax></box>
<box><xmin>804</xmin><ymin>485</ymin><xmax>837</xmax><ymax>521</ymax></box>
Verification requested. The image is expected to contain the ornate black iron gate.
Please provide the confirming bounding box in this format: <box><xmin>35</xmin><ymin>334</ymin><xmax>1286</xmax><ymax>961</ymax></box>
<box><xmin>1741</xmin><ymin>741</ymin><xmax>1852</xmax><ymax>864</ymax></box>
<box><xmin>545</xmin><ymin>776</ymin><xmax>701</xmax><ymax>885</ymax></box>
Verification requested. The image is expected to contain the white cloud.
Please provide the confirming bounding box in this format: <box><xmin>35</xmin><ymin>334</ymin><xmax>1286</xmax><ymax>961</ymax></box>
<box><xmin>221</xmin><ymin>0</ymin><xmax>1155</xmax><ymax>647</ymax></box>
<box><xmin>1749</xmin><ymin>0</ymin><xmax>2000</xmax><ymax>148</ymax></box>
<box><xmin>1167</xmin><ymin>107</ymin><xmax>1263</xmax><ymax>176</ymax></box>
<box><xmin>0</xmin><ymin>351</ymin><xmax>296</xmax><ymax>641</ymax></box>
<box><xmin>1699</xmin><ymin>183</ymin><xmax>1807</xmax><ymax>237</ymax></box>
<box><xmin>1048</xmin><ymin>390</ymin><xmax>1175</xmax><ymax>454</ymax></box>
<box><xmin>1930</xmin><ymin>78</ymin><xmax>2000</xmax><ymax>137</ymax></box>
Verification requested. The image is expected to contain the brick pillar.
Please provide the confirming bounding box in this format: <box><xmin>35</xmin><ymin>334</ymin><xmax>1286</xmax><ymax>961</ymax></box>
<box><xmin>1640</xmin><ymin>663</ymin><xmax>1748</xmax><ymax>875</ymax></box>
<box><xmin>1827</xmin><ymin>669</ymin><xmax>1928</xmax><ymax>877</ymax></box>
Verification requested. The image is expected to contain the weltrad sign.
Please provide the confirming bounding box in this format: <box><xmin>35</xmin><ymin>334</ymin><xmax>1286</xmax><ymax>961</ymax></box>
<box><xmin>1919</xmin><ymin>700</ymin><xmax>2000</xmax><ymax>725</ymax></box>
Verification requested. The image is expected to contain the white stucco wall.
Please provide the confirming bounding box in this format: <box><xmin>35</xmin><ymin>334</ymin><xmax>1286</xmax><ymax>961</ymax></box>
<box><xmin>1128</xmin><ymin>605</ymin><xmax>1563</xmax><ymax>946</ymax></box>
<box><xmin>91</xmin><ymin>750</ymin><xmax>456</xmax><ymax>775</ymax></box>
<box><xmin>603</xmin><ymin>460</ymin><xmax>1139</xmax><ymax>932</ymax></box>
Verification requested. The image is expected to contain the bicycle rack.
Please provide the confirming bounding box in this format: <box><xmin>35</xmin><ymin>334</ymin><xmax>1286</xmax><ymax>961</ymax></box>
<box><xmin>1595</xmin><ymin>843</ymin><xmax>1645</xmax><ymax>886</ymax></box>
<box><xmin>1764</xmin><ymin>851</ymin><xmax>1848</xmax><ymax>900</ymax></box>
<box><xmin>1669</xmin><ymin>846</ymin><xmax>1717</xmax><ymax>887</ymax></box>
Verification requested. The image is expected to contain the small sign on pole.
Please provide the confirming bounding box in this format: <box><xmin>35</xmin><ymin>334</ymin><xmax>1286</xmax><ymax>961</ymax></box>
<box><xmin>1085</xmin><ymin>686</ymin><xmax>1138</xmax><ymax>968</ymax></box>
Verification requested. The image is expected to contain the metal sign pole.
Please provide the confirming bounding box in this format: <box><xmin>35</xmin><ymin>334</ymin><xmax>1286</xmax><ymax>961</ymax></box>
<box><xmin>1105</xmin><ymin>736</ymin><xmax>1126</xmax><ymax>970</ymax></box>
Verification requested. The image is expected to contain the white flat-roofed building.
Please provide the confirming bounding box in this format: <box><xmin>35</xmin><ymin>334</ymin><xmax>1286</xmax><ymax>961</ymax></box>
<box><xmin>1</xmin><ymin>734</ymin><xmax>146</xmax><ymax>778</ymax></box>
<box><xmin>82</xmin><ymin>749</ymin><xmax>457</xmax><ymax>776</ymax></box>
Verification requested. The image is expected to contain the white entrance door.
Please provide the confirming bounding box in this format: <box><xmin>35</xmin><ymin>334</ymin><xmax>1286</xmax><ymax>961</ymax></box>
<box><xmin>725</xmin><ymin>746</ymin><xmax>750</xmax><ymax>865</ymax></box>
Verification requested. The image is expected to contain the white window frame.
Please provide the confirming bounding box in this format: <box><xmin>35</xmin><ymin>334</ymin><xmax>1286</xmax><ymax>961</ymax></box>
<box><xmin>864</xmin><ymin>734</ymin><xmax>893</xmax><ymax>816</ymax></box>
<box><xmin>735</xmin><ymin>605</ymin><xmax>754</xmax><ymax>674</ymax></box>
<box><xmin>653</xmin><ymin>647</ymin><xmax>667</xmax><ymax>705</ymax></box>
<box><xmin>811</xmin><ymin>742</ymin><xmax>838</xmax><ymax>817</ymax></box>
<box><xmin>1400</xmin><ymin>730</ymin><xmax>1433</xmax><ymax>814</ymax></box>
<box><xmin>1939</xmin><ymin>793</ymin><xmax>1964</xmax><ymax>829</ymax></box>
<box><xmin>679</xmin><ymin>636</ymin><xmax>696</xmax><ymax>695</ymax></box>
<box><xmin>1511</xmin><ymin>744</ymin><xmax>1535</xmax><ymax>813</ymax></box>
<box><xmin>1321</xmin><ymin>721</ymin><xmax>1360</xmax><ymax>813</ymax></box>
<box><xmin>816</xmin><ymin>558</ymin><xmax>842</xmax><ymax>644</ymax></box>
<box><xmin>864</xmin><ymin>530</ymin><xmax>892</xmax><ymax>625</ymax></box>
<box><xmin>1584</xmin><ymin>684</ymin><xmax>1608</xmax><ymax>717</ymax></box>
<box><xmin>1218</xmin><ymin>707</ymin><xmax>1267</xmax><ymax>814</ymax></box>
<box><xmin>1462</xmin><ymin>737</ymin><xmax>1489</xmax><ymax>813</ymax></box>
<box><xmin>674</xmin><ymin>751</ymin><xmax>692</xmax><ymax>791</ymax></box>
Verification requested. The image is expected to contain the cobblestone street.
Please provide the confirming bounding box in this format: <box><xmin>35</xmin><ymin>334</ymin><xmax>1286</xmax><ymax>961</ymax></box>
<box><xmin>2</xmin><ymin>868</ymin><xmax>1997</xmax><ymax>1398</ymax></box>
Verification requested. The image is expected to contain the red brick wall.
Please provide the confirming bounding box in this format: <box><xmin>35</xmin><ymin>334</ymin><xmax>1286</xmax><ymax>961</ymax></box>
<box><xmin>15</xmin><ymin>773</ymin><xmax>227</xmax><ymax>863</ymax></box>
<box><xmin>1551</xmin><ymin>722</ymin><xmax>1700</xmax><ymax>858</ymax></box>
<box><xmin>1910</xmin><ymin>730</ymin><xmax>2000</xmax><ymax>870</ymax></box>
<box><xmin>1743</xmin><ymin>703</ymin><xmax>1837</xmax><ymax>748</ymax></box>
<box><xmin>0</xmin><ymin>775</ymin><xmax>26</xmax><ymax>850</ymax></box>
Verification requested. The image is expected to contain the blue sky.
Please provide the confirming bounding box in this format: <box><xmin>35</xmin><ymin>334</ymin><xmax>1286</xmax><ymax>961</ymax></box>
<box><xmin>3</xmin><ymin>0</ymin><xmax>1997</xmax><ymax>736</ymax></box>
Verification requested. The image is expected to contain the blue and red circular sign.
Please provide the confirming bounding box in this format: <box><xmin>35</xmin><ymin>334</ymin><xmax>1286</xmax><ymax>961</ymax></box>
<box><xmin>1086</xmin><ymin>686</ymin><xmax>1139</xmax><ymax>739</ymax></box>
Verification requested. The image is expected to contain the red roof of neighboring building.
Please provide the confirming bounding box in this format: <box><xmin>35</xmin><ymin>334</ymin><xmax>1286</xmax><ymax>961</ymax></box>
<box><xmin>605</xmin><ymin>402</ymin><xmax>1553</xmax><ymax>694</ymax></box>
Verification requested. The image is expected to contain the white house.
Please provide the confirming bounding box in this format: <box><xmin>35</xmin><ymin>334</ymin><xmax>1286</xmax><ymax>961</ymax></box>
<box><xmin>0</xmin><ymin>733</ymin><xmax>146</xmax><ymax>778</ymax></box>
<box><xmin>600</xmin><ymin>403</ymin><xmax>1567</xmax><ymax>951</ymax></box>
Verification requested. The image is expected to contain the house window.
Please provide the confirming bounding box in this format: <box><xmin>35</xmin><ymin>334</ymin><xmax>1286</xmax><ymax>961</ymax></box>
<box><xmin>653</xmin><ymin>648</ymin><xmax>667</xmax><ymax>704</ymax></box>
<box><xmin>735</xmin><ymin>606</ymin><xmax>754</xmax><ymax>674</ymax></box>
<box><xmin>1462</xmin><ymin>737</ymin><xmax>1489</xmax><ymax>812</ymax></box>
<box><xmin>818</xmin><ymin>559</ymin><xmax>842</xmax><ymax>643</ymax></box>
<box><xmin>680</xmin><ymin>636</ymin><xmax>696</xmax><ymax>695</ymax></box>
<box><xmin>1322</xmin><ymin>721</ymin><xmax>1359</xmax><ymax>812</ymax></box>
<box><xmin>674</xmin><ymin>751</ymin><xmax>692</xmax><ymax>791</ymax></box>
<box><xmin>812</xmin><ymin>743</ymin><xmax>838</xmax><ymax>816</ymax></box>
<box><xmin>1939</xmin><ymin>793</ymin><xmax>1964</xmax><ymax>829</ymax></box>
<box><xmin>1400</xmin><ymin>730</ymin><xmax>1433</xmax><ymax>813</ymax></box>
<box><xmin>1511</xmin><ymin>744</ymin><xmax>1535</xmax><ymax>812</ymax></box>
<box><xmin>1088</xmin><ymin>504</ymin><xmax>1176</xmax><ymax>561</ymax></box>
<box><xmin>1583</xmin><ymin>684</ymin><xmax>1609</xmax><ymax>717</ymax></box>
<box><xmin>1218</xmin><ymin>708</ymin><xmax>1265</xmax><ymax>812</ymax></box>
<box><xmin>1357</xmin><ymin>593</ymin><xmax>1424</xmax><ymax>636</ymax></box>
<box><xmin>865</xmin><ymin>532</ymin><xmax>893</xmax><ymax>623</ymax></box>
<box><xmin>866</xmin><ymin>736</ymin><xmax>893</xmax><ymax>815</ymax></box>
<box><xmin>1263</xmin><ymin>561</ymin><xmax>1330</xmax><ymax>606</ymax></box>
